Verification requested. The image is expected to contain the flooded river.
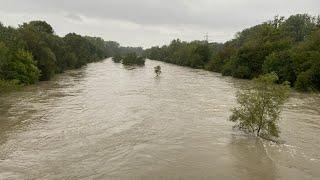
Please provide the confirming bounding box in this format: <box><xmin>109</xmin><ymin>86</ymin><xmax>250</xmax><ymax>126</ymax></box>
<box><xmin>0</xmin><ymin>59</ymin><xmax>319</xmax><ymax>179</ymax></box>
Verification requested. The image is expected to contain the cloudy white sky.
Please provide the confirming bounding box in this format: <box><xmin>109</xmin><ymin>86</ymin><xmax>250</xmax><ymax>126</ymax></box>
<box><xmin>0</xmin><ymin>0</ymin><xmax>319</xmax><ymax>48</ymax></box>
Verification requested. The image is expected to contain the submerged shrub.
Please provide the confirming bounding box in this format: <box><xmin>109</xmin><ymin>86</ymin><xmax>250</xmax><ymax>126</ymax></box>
<box><xmin>229</xmin><ymin>73</ymin><xmax>290</xmax><ymax>138</ymax></box>
<box><xmin>122</xmin><ymin>53</ymin><xmax>145</xmax><ymax>66</ymax></box>
<box><xmin>154</xmin><ymin>65</ymin><xmax>161</xmax><ymax>76</ymax></box>
<box><xmin>0</xmin><ymin>79</ymin><xmax>21</xmax><ymax>93</ymax></box>
<box><xmin>112</xmin><ymin>54</ymin><xmax>122</xmax><ymax>63</ymax></box>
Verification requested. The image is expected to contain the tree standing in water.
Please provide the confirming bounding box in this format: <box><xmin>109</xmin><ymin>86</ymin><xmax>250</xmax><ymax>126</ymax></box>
<box><xmin>154</xmin><ymin>65</ymin><xmax>161</xmax><ymax>76</ymax></box>
<box><xmin>229</xmin><ymin>73</ymin><xmax>290</xmax><ymax>138</ymax></box>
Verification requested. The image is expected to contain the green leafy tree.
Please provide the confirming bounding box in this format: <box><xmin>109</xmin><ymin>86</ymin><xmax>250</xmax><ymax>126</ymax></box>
<box><xmin>221</xmin><ymin>56</ymin><xmax>237</xmax><ymax>76</ymax></box>
<box><xmin>64</xmin><ymin>33</ymin><xmax>96</xmax><ymax>67</ymax></box>
<box><xmin>0</xmin><ymin>41</ymin><xmax>9</xmax><ymax>79</ymax></box>
<box><xmin>292</xmin><ymin>29</ymin><xmax>320</xmax><ymax>91</ymax></box>
<box><xmin>3</xmin><ymin>49</ymin><xmax>40</xmax><ymax>84</ymax></box>
<box><xmin>263</xmin><ymin>51</ymin><xmax>296</xmax><ymax>84</ymax></box>
<box><xmin>43</xmin><ymin>34</ymin><xmax>69</xmax><ymax>73</ymax></box>
<box><xmin>280</xmin><ymin>14</ymin><xmax>316</xmax><ymax>42</ymax></box>
<box><xmin>36</xmin><ymin>47</ymin><xmax>57</xmax><ymax>80</ymax></box>
<box><xmin>206</xmin><ymin>42</ymin><xmax>236</xmax><ymax>72</ymax></box>
<box><xmin>20</xmin><ymin>21</ymin><xmax>54</xmax><ymax>34</ymax></box>
<box><xmin>229</xmin><ymin>73</ymin><xmax>290</xmax><ymax>138</ymax></box>
<box><xmin>63</xmin><ymin>52</ymin><xmax>77</xmax><ymax>69</ymax></box>
<box><xmin>295</xmin><ymin>62</ymin><xmax>320</xmax><ymax>91</ymax></box>
<box><xmin>19</xmin><ymin>22</ymin><xmax>57</xmax><ymax>80</ymax></box>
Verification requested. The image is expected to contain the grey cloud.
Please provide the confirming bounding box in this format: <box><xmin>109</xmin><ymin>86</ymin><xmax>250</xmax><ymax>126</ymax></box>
<box><xmin>2</xmin><ymin>0</ymin><xmax>320</xmax><ymax>29</ymax></box>
<box><xmin>0</xmin><ymin>0</ymin><xmax>319</xmax><ymax>47</ymax></box>
<box><xmin>64</xmin><ymin>13</ymin><xmax>83</xmax><ymax>22</ymax></box>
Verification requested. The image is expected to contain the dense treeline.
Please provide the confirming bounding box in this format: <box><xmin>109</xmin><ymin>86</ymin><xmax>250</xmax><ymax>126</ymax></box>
<box><xmin>0</xmin><ymin>20</ymin><xmax>142</xmax><ymax>92</ymax></box>
<box><xmin>145</xmin><ymin>40</ymin><xmax>223</xmax><ymax>68</ymax></box>
<box><xmin>145</xmin><ymin>14</ymin><xmax>320</xmax><ymax>91</ymax></box>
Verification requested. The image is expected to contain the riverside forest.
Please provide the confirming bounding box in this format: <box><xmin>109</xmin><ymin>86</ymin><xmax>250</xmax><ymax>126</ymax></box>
<box><xmin>0</xmin><ymin>12</ymin><xmax>320</xmax><ymax>180</ymax></box>
<box><xmin>0</xmin><ymin>21</ymin><xmax>143</xmax><ymax>92</ymax></box>
<box><xmin>145</xmin><ymin>14</ymin><xmax>320</xmax><ymax>92</ymax></box>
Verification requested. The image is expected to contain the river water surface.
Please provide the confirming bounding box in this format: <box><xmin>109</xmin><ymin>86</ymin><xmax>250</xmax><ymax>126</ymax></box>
<box><xmin>0</xmin><ymin>59</ymin><xmax>319</xmax><ymax>179</ymax></box>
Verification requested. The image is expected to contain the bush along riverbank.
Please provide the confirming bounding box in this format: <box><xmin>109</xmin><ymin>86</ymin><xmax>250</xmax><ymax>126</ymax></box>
<box><xmin>145</xmin><ymin>14</ymin><xmax>320</xmax><ymax>92</ymax></box>
<box><xmin>0</xmin><ymin>20</ymin><xmax>143</xmax><ymax>93</ymax></box>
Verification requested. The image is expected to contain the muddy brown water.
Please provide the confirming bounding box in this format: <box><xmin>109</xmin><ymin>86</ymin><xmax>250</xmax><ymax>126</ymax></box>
<box><xmin>0</xmin><ymin>59</ymin><xmax>319</xmax><ymax>179</ymax></box>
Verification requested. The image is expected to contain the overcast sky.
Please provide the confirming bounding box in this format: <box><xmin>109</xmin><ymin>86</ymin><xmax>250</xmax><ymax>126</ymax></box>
<box><xmin>0</xmin><ymin>0</ymin><xmax>319</xmax><ymax>48</ymax></box>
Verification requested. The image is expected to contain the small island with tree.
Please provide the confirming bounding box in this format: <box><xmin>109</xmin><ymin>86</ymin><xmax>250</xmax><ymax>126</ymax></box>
<box><xmin>119</xmin><ymin>53</ymin><xmax>145</xmax><ymax>66</ymax></box>
<box><xmin>112</xmin><ymin>54</ymin><xmax>122</xmax><ymax>63</ymax></box>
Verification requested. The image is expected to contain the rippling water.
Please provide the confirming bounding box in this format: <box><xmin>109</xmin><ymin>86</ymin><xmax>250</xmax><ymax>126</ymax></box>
<box><xmin>0</xmin><ymin>59</ymin><xmax>319</xmax><ymax>179</ymax></box>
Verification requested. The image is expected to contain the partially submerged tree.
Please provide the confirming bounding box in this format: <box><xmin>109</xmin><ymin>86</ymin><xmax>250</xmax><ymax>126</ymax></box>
<box><xmin>229</xmin><ymin>73</ymin><xmax>290</xmax><ymax>138</ymax></box>
<box><xmin>154</xmin><ymin>65</ymin><xmax>161</xmax><ymax>76</ymax></box>
<box><xmin>0</xmin><ymin>79</ymin><xmax>21</xmax><ymax>93</ymax></box>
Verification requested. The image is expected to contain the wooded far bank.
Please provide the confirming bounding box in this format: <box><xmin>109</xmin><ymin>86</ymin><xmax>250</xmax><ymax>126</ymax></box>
<box><xmin>0</xmin><ymin>21</ymin><xmax>143</xmax><ymax>92</ymax></box>
<box><xmin>145</xmin><ymin>14</ymin><xmax>320</xmax><ymax>92</ymax></box>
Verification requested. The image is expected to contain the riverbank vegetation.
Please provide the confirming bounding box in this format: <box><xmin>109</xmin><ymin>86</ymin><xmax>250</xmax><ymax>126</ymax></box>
<box><xmin>0</xmin><ymin>79</ymin><xmax>21</xmax><ymax>93</ymax></box>
<box><xmin>145</xmin><ymin>14</ymin><xmax>320</xmax><ymax>92</ymax></box>
<box><xmin>0</xmin><ymin>21</ymin><xmax>143</xmax><ymax>93</ymax></box>
<box><xmin>230</xmin><ymin>73</ymin><xmax>290</xmax><ymax>138</ymax></box>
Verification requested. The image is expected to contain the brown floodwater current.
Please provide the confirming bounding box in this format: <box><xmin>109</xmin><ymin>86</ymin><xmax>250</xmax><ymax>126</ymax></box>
<box><xmin>0</xmin><ymin>59</ymin><xmax>319</xmax><ymax>179</ymax></box>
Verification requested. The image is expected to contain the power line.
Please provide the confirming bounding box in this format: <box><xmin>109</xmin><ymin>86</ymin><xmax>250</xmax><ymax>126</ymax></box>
<box><xmin>204</xmin><ymin>33</ymin><xmax>209</xmax><ymax>42</ymax></box>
